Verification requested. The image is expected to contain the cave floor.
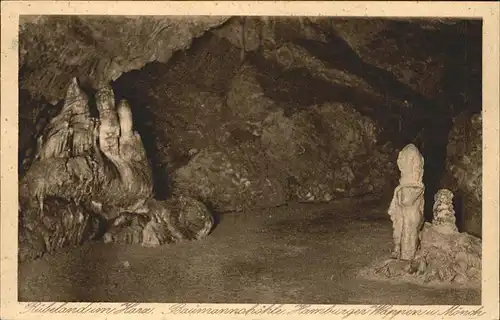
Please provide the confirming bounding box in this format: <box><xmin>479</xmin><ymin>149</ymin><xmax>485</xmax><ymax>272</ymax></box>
<box><xmin>18</xmin><ymin>196</ymin><xmax>480</xmax><ymax>304</ymax></box>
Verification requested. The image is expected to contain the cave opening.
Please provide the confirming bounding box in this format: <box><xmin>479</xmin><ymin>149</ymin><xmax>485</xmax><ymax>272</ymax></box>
<box><xmin>17</xmin><ymin>16</ymin><xmax>483</xmax><ymax>304</ymax></box>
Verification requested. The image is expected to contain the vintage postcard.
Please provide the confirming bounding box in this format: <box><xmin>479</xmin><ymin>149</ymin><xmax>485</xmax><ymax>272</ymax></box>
<box><xmin>1</xmin><ymin>1</ymin><xmax>499</xmax><ymax>319</ymax></box>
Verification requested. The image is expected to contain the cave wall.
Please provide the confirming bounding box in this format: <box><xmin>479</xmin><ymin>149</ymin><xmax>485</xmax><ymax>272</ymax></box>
<box><xmin>111</xmin><ymin>40</ymin><xmax>396</xmax><ymax>211</ymax></box>
<box><xmin>19</xmin><ymin>17</ymin><xmax>482</xmax><ymax>224</ymax></box>
<box><xmin>442</xmin><ymin>111</ymin><xmax>482</xmax><ymax>237</ymax></box>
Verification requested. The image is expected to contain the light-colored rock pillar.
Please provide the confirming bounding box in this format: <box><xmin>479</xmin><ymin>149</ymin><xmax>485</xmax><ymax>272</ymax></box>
<box><xmin>388</xmin><ymin>143</ymin><xmax>425</xmax><ymax>260</ymax></box>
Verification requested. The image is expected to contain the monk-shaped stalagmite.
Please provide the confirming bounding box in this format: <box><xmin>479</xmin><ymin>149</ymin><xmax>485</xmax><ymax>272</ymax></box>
<box><xmin>19</xmin><ymin>78</ymin><xmax>214</xmax><ymax>261</ymax></box>
<box><xmin>361</xmin><ymin>147</ymin><xmax>481</xmax><ymax>287</ymax></box>
<box><xmin>388</xmin><ymin>143</ymin><xmax>425</xmax><ymax>261</ymax></box>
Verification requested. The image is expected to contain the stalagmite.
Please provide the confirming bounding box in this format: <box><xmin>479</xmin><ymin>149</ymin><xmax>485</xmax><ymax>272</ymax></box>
<box><xmin>432</xmin><ymin>189</ymin><xmax>458</xmax><ymax>234</ymax></box>
<box><xmin>362</xmin><ymin>166</ymin><xmax>481</xmax><ymax>288</ymax></box>
<box><xmin>388</xmin><ymin>143</ymin><xmax>425</xmax><ymax>261</ymax></box>
<box><xmin>18</xmin><ymin>78</ymin><xmax>214</xmax><ymax>262</ymax></box>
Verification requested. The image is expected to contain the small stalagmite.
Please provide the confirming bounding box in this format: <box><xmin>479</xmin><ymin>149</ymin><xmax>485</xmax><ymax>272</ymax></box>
<box><xmin>363</xmin><ymin>150</ymin><xmax>481</xmax><ymax>288</ymax></box>
<box><xmin>388</xmin><ymin>143</ymin><xmax>425</xmax><ymax>261</ymax></box>
<box><xmin>432</xmin><ymin>189</ymin><xmax>458</xmax><ymax>234</ymax></box>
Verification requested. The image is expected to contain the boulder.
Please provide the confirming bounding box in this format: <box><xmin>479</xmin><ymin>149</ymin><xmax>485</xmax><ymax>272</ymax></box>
<box><xmin>103</xmin><ymin>196</ymin><xmax>214</xmax><ymax>246</ymax></box>
<box><xmin>166</xmin><ymin>59</ymin><xmax>397</xmax><ymax>210</ymax></box>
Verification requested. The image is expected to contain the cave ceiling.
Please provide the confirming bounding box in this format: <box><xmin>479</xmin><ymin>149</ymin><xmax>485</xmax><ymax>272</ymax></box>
<box><xmin>19</xmin><ymin>15</ymin><xmax>481</xmax><ymax>151</ymax></box>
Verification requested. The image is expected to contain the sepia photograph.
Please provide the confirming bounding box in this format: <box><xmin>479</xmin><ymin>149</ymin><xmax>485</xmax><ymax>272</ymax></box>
<box><xmin>1</xmin><ymin>2</ymin><xmax>499</xmax><ymax>320</ymax></box>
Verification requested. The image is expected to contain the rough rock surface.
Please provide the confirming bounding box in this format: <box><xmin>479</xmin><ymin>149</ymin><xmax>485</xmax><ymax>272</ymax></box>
<box><xmin>114</xmin><ymin>51</ymin><xmax>398</xmax><ymax>211</ymax></box>
<box><xmin>170</xmin><ymin>95</ymin><xmax>387</xmax><ymax>211</ymax></box>
<box><xmin>19</xmin><ymin>15</ymin><xmax>229</xmax><ymax>102</ymax></box>
<box><xmin>103</xmin><ymin>196</ymin><xmax>214</xmax><ymax>246</ymax></box>
<box><xmin>18</xmin><ymin>79</ymin><xmax>214</xmax><ymax>262</ymax></box>
<box><xmin>360</xmin><ymin>221</ymin><xmax>481</xmax><ymax>288</ymax></box>
<box><xmin>19</xmin><ymin>78</ymin><xmax>154</xmax><ymax>220</ymax></box>
<box><xmin>415</xmin><ymin>222</ymin><xmax>481</xmax><ymax>285</ymax></box>
<box><xmin>18</xmin><ymin>91</ymin><xmax>62</xmax><ymax>175</ymax></box>
<box><xmin>360</xmin><ymin>222</ymin><xmax>481</xmax><ymax>288</ymax></box>
<box><xmin>18</xmin><ymin>197</ymin><xmax>101</xmax><ymax>262</ymax></box>
<box><xmin>442</xmin><ymin>111</ymin><xmax>482</xmax><ymax>237</ymax></box>
<box><xmin>432</xmin><ymin>189</ymin><xmax>459</xmax><ymax>233</ymax></box>
<box><xmin>213</xmin><ymin>17</ymin><xmax>455</xmax><ymax>101</ymax></box>
<box><xmin>361</xmin><ymin>187</ymin><xmax>481</xmax><ymax>288</ymax></box>
<box><xmin>172</xmin><ymin>148</ymin><xmax>288</xmax><ymax>212</ymax></box>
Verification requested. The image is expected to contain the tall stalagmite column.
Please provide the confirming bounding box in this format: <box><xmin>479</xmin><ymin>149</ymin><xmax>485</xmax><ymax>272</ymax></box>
<box><xmin>388</xmin><ymin>144</ymin><xmax>425</xmax><ymax>261</ymax></box>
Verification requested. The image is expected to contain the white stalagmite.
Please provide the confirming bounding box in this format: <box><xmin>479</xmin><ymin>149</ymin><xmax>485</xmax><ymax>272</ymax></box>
<box><xmin>388</xmin><ymin>143</ymin><xmax>425</xmax><ymax>261</ymax></box>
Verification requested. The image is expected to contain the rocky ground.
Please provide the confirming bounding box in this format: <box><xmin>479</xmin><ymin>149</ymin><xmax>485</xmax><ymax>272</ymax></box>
<box><xmin>18</xmin><ymin>196</ymin><xmax>480</xmax><ymax>304</ymax></box>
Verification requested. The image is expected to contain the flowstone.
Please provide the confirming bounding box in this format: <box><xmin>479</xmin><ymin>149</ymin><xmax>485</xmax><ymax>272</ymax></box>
<box><xmin>18</xmin><ymin>78</ymin><xmax>214</xmax><ymax>262</ymax></box>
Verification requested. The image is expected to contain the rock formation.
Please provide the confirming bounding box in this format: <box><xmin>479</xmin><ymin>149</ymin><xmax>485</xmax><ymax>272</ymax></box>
<box><xmin>18</xmin><ymin>78</ymin><xmax>214</xmax><ymax>262</ymax></box>
<box><xmin>416</xmin><ymin>231</ymin><xmax>481</xmax><ymax>285</ymax></box>
<box><xmin>361</xmin><ymin>188</ymin><xmax>481</xmax><ymax>288</ymax></box>
<box><xmin>412</xmin><ymin>188</ymin><xmax>481</xmax><ymax>285</ymax></box>
<box><xmin>432</xmin><ymin>189</ymin><xmax>458</xmax><ymax>234</ymax></box>
<box><xmin>388</xmin><ymin>144</ymin><xmax>425</xmax><ymax>261</ymax></box>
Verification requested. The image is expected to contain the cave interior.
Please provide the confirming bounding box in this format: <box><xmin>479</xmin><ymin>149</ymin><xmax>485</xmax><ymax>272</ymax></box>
<box><xmin>17</xmin><ymin>16</ymin><xmax>482</xmax><ymax>304</ymax></box>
